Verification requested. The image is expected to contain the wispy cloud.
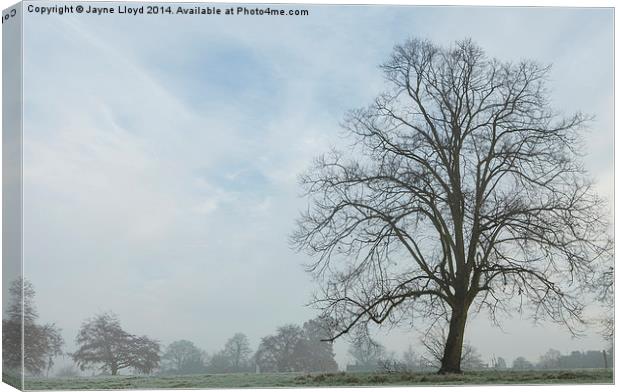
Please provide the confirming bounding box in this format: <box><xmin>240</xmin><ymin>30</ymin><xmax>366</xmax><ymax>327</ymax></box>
<box><xmin>18</xmin><ymin>5</ymin><xmax>613</xmax><ymax>365</ymax></box>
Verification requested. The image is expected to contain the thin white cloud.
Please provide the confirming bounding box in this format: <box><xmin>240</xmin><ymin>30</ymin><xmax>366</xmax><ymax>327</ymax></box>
<box><xmin>18</xmin><ymin>5</ymin><xmax>613</xmax><ymax>369</ymax></box>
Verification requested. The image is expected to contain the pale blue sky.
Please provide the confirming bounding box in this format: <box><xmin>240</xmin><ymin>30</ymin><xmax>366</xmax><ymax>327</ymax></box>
<box><xmin>15</xmin><ymin>3</ymin><xmax>614</xmax><ymax>369</ymax></box>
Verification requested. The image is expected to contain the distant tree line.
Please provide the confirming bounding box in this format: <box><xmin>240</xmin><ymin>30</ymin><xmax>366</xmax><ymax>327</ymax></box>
<box><xmin>525</xmin><ymin>348</ymin><xmax>612</xmax><ymax>370</ymax></box>
<box><xmin>346</xmin><ymin>330</ymin><xmax>485</xmax><ymax>373</ymax></box>
<box><xmin>345</xmin><ymin>334</ymin><xmax>611</xmax><ymax>374</ymax></box>
<box><xmin>490</xmin><ymin>349</ymin><xmax>612</xmax><ymax>371</ymax></box>
<box><xmin>2</xmin><ymin>279</ymin><xmax>612</xmax><ymax>378</ymax></box>
<box><xmin>70</xmin><ymin>316</ymin><xmax>340</xmax><ymax>376</ymax></box>
<box><xmin>140</xmin><ymin>317</ymin><xmax>340</xmax><ymax>375</ymax></box>
<box><xmin>158</xmin><ymin>333</ymin><xmax>253</xmax><ymax>375</ymax></box>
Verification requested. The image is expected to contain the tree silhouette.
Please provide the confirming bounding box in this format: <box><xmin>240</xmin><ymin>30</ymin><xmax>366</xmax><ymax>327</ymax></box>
<box><xmin>348</xmin><ymin>331</ymin><xmax>386</xmax><ymax>371</ymax></box>
<box><xmin>512</xmin><ymin>356</ymin><xmax>534</xmax><ymax>370</ymax></box>
<box><xmin>2</xmin><ymin>278</ymin><xmax>64</xmax><ymax>376</ymax></box>
<box><xmin>72</xmin><ymin>313</ymin><xmax>160</xmax><ymax>375</ymax></box>
<box><xmin>162</xmin><ymin>340</ymin><xmax>205</xmax><ymax>374</ymax></box>
<box><xmin>223</xmin><ymin>333</ymin><xmax>252</xmax><ymax>372</ymax></box>
<box><xmin>255</xmin><ymin>318</ymin><xmax>338</xmax><ymax>373</ymax></box>
<box><xmin>292</xmin><ymin>38</ymin><xmax>612</xmax><ymax>373</ymax></box>
<box><xmin>255</xmin><ymin>325</ymin><xmax>305</xmax><ymax>373</ymax></box>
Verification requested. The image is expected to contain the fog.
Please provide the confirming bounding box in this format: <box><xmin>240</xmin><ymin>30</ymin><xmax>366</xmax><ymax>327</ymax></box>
<box><xmin>5</xmin><ymin>4</ymin><xmax>613</xmax><ymax>373</ymax></box>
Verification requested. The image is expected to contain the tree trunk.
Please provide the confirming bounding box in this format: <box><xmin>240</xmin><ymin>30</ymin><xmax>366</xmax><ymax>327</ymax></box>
<box><xmin>438</xmin><ymin>303</ymin><xmax>468</xmax><ymax>374</ymax></box>
<box><xmin>110</xmin><ymin>364</ymin><xmax>118</xmax><ymax>376</ymax></box>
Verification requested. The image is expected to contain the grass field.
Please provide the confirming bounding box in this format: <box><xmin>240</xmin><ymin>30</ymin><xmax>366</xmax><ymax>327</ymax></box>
<box><xmin>18</xmin><ymin>369</ymin><xmax>613</xmax><ymax>390</ymax></box>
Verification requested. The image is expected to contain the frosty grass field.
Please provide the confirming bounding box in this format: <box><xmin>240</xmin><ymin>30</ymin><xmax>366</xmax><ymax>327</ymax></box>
<box><xmin>13</xmin><ymin>369</ymin><xmax>613</xmax><ymax>390</ymax></box>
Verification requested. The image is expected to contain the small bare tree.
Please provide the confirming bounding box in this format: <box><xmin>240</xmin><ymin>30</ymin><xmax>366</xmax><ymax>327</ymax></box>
<box><xmin>223</xmin><ymin>333</ymin><xmax>252</xmax><ymax>372</ymax></box>
<box><xmin>72</xmin><ymin>313</ymin><xmax>160</xmax><ymax>375</ymax></box>
<box><xmin>254</xmin><ymin>320</ymin><xmax>339</xmax><ymax>373</ymax></box>
<box><xmin>420</xmin><ymin>327</ymin><xmax>482</xmax><ymax>370</ymax></box>
<box><xmin>348</xmin><ymin>330</ymin><xmax>386</xmax><ymax>371</ymax></box>
<box><xmin>2</xmin><ymin>279</ymin><xmax>64</xmax><ymax>376</ymax></box>
<box><xmin>162</xmin><ymin>340</ymin><xmax>205</xmax><ymax>374</ymax></box>
<box><xmin>292</xmin><ymin>38</ymin><xmax>612</xmax><ymax>373</ymax></box>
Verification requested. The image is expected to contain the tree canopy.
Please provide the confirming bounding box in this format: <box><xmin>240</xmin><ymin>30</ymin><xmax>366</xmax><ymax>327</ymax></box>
<box><xmin>162</xmin><ymin>340</ymin><xmax>206</xmax><ymax>374</ymax></box>
<box><xmin>72</xmin><ymin>312</ymin><xmax>160</xmax><ymax>375</ymax></box>
<box><xmin>209</xmin><ymin>333</ymin><xmax>253</xmax><ymax>373</ymax></box>
<box><xmin>255</xmin><ymin>318</ymin><xmax>338</xmax><ymax>373</ymax></box>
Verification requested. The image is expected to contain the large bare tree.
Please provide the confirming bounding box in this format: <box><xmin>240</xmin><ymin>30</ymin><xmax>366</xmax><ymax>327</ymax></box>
<box><xmin>292</xmin><ymin>38</ymin><xmax>612</xmax><ymax>374</ymax></box>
